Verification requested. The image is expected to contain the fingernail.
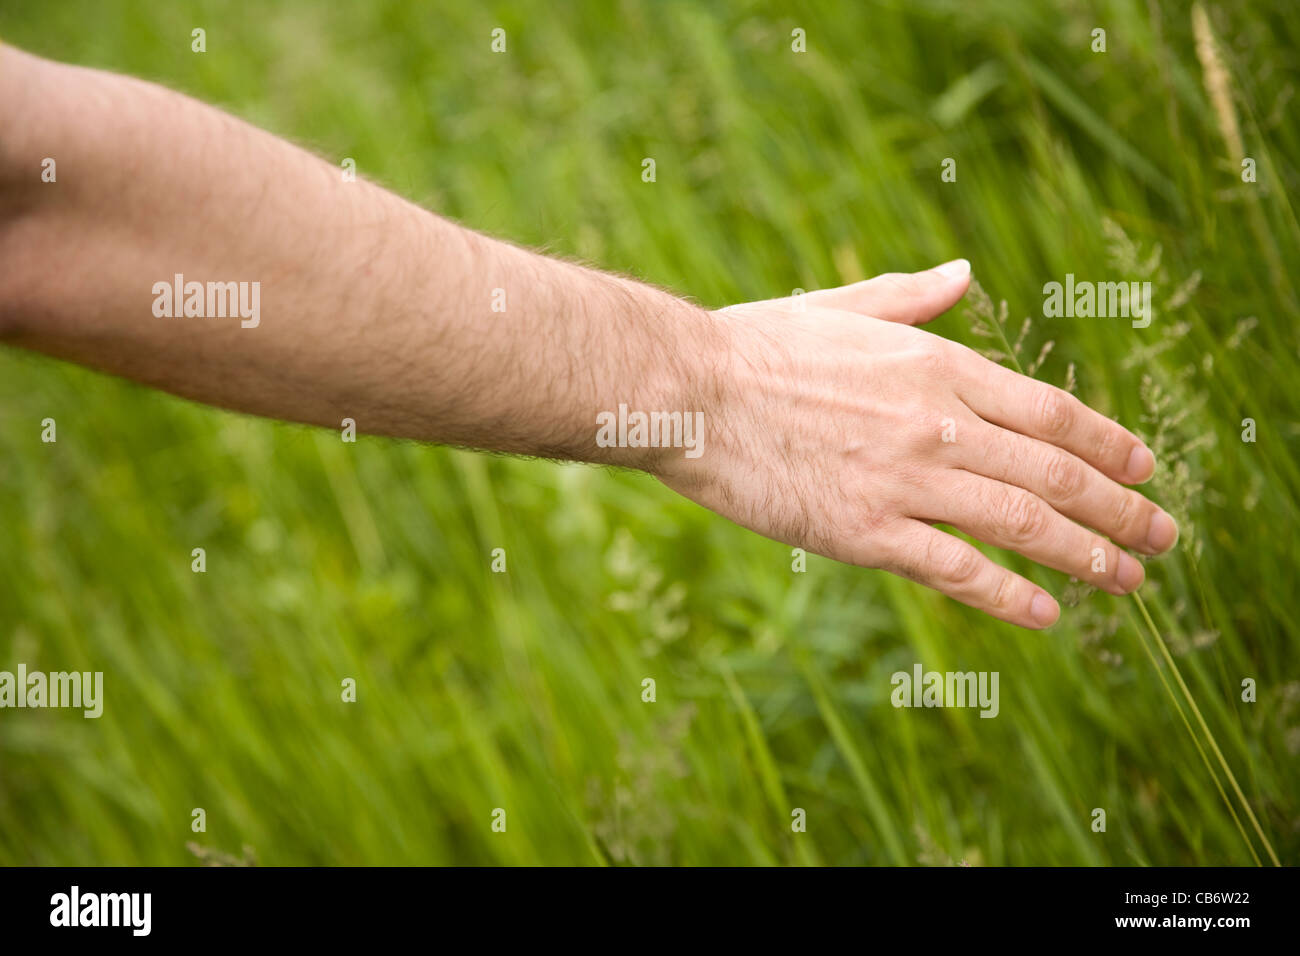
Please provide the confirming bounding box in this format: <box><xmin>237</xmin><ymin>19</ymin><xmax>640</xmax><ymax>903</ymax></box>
<box><xmin>1146</xmin><ymin>511</ymin><xmax>1179</xmax><ymax>553</ymax></box>
<box><xmin>1117</xmin><ymin>552</ymin><xmax>1145</xmax><ymax>592</ymax></box>
<box><xmin>934</xmin><ymin>258</ymin><xmax>971</xmax><ymax>279</ymax></box>
<box><xmin>1126</xmin><ymin>444</ymin><xmax>1155</xmax><ymax>483</ymax></box>
<box><xmin>1030</xmin><ymin>592</ymin><xmax>1059</xmax><ymax>627</ymax></box>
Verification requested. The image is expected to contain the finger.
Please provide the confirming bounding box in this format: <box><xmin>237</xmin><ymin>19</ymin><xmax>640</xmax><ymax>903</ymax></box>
<box><xmin>920</xmin><ymin>469</ymin><xmax>1146</xmax><ymax>596</ymax></box>
<box><xmin>801</xmin><ymin>258</ymin><xmax>972</xmax><ymax>325</ymax></box>
<box><xmin>951</xmin><ymin>352</ymin><xmax>1163</xmax><ymax>490</ymax></box>
<box><xmin>884</xmin><ymin>518</ymin><xmax>1060</xmax><ymax>629</ymax></box>
<box><xmin>952</xmin><ymin>417</ymin><xmax>1178</xmax><ymax>555</ymax></box>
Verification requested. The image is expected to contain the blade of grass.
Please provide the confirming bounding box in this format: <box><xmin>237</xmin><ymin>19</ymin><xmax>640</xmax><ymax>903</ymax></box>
<box><xmin>1128</xmin><ymin>594</ymin><xmax>1261</xmax><ymax>865</ymax></box>
<box><xmin>1133</xmin><ymin>591</ymin><xmax>1281</xmax><ymax>866</ymax></box>
<box><xmin>797</xmin><ymin>652</ymin><xmax>908</xmax><ymax>865</ymax></box>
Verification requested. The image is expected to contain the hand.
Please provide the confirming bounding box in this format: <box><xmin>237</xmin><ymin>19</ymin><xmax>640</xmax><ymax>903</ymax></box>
<box><xmin>661</xmin><ymin>259</ymin><xmax>1179</xmax><ymax>629</ymax></box>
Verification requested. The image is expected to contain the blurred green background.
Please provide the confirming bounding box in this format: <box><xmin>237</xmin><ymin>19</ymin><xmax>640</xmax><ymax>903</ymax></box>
<box><xmin>1</xmin><ymin>0</ymin><xmax>1296</xmax><ymax>865</ymax></box>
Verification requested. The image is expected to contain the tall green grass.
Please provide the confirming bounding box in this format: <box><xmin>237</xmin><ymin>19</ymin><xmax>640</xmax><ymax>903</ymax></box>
<box><xmin>0</xmin><ymin>0</ymin><xmax>1296</xmax><ymax>865</ymax></box>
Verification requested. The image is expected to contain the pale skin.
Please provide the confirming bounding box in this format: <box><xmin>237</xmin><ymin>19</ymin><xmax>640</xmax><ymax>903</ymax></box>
<box><xmin>0</xmin><ymin>46</ymin><xmax>1179</xmax><ymax>629</ymax></box>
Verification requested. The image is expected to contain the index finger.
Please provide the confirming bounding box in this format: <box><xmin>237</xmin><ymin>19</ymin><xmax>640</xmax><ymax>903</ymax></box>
<box><xmin>950</xmin><ymin>349</ymin><xmax>1155</xmax><ymax>485</ymax></box>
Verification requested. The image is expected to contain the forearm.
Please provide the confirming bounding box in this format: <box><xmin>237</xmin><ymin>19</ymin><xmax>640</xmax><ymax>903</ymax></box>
<box><xmin>0</xmin><ymin>46</ymin><xmax>717</xmax><ymax>469</ymax></box>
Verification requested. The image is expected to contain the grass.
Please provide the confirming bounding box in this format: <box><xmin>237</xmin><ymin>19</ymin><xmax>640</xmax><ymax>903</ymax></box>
<box><xmin>0</xmin><ymin>0</ymin><xmax>1297</xmax><ymax>865</ymax></box>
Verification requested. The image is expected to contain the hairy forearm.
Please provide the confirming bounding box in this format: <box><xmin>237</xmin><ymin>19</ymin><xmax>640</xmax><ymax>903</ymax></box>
<box><xmin>0</xmin><ymin>46</ymin><xmax>717</xmax><ymax>469</ymax></box>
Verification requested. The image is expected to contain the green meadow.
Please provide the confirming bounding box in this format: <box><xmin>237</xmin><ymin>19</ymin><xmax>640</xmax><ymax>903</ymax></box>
<box><xmin>0</xmin><ymin>0</ymin><xmax>1296</xmax><ymax>865</ymax></box>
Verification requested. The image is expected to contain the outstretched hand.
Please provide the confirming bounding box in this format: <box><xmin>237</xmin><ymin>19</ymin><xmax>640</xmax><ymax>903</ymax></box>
<box><xmin>661</xmin><ymin>260</ymin><xmax>1178</xmax><ymax>629</ymax></box>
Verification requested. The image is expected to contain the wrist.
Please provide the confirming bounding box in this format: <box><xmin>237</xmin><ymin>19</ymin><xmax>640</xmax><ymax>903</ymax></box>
<box><xmin>589</xmin><ymin>287</ymin><xmax>725</xmax><ymax>477</ymax></box>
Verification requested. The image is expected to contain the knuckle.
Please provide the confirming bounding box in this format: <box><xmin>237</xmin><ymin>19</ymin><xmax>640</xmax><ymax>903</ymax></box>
<box><xmin>842</xmin><ymin>490</ymin><xmax>897</xmax><ymax>543</ymax></box>
<box><xmin>1043</xmin><ymin>453</ymin><xmax>1084</xmax><ymax>501</ymax></box>
<box><xmin>996</xmin><ymin>491</ymin><xmax>1046</xmax><ymax>542</ymax></box>
<box><xmin>989</xmin><ymin>571</ymin><xmax>1017</xmax><ymax>610</ymax></box>
<box><xmin>881</xmin><ymin>272</ymin><xmax>922</xmax><ymax>298</ymax></box>
<box><xmin>912</xmin><ymin>345</ymin><xmax>950</xmax><ymax>377</ymax></box>
<box><xmin>1105</xmin><ymin>546</ymin><xmax>1126</xmax><ymax>583</ymax></box>
<box><xmin>1095</xmin><ymin>424</ymin><xmax>1124</xmax><ymax>467</ymax></box>
<box><xmin>893</xmin><ymin>459</ymin><xmax>928</xmax><ymax>488</ymax></box>
<box><xmin>946</xmin><ymin>339</ymin><xmax>978</xmax><ymax>362</ymax></box>
<box><xmin>931</xmin><ymin>538</ymin><xmax>982</xmax><ymax>586</ymax></box>
<box><xmin>1112</xmin><ymin>489</ymin><xmax>1143</xmax><ymax>534</ymax></box>
<box><xmin>913</xmin><ymin>410</ymin><xmax>958</xmax><ymax>452</ymax></box>
<box><xmin>852</xmin><ymin>504</ymin><xmax>892</xmax><ymax>539</ymax></box>
<box><xmin>1033</xmin><ymin>387</ymin><xmax>1074</xmax><ymax>439</ymax></box>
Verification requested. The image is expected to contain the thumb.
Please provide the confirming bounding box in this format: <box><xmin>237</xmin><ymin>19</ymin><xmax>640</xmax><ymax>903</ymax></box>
<box><xmin>800</xmin><ymin>258</ymin><xmax>972</xmax><ymax>325</ymax></box>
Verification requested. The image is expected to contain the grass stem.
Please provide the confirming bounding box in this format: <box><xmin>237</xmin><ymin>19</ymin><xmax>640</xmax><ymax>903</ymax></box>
<box><xmin>1132</xmin><ymin>591</ymin><xmax>1280</xmax><ymax>866</ymax></box>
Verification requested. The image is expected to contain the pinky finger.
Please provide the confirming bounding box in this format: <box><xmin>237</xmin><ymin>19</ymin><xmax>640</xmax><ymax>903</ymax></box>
<box><xmin>884</xmin><ymin>519</ymin><xmax>1060</xmax><ymax>629</ymax></box>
